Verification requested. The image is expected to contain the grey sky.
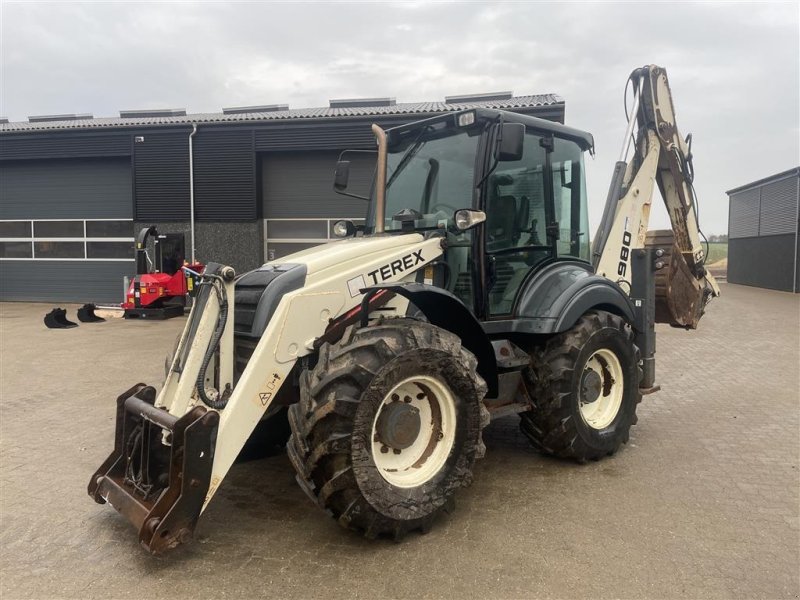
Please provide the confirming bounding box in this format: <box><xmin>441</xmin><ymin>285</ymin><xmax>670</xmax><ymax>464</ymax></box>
<box><xmin>2</xmin><ymin>1</ymin><xmax>798</xmax><ymax>234</ymax></box>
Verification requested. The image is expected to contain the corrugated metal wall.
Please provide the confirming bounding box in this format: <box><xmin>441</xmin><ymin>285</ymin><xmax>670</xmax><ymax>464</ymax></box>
<box><xmin>194</xmin><ymin>129</ymin><xmax>255</xmax><ymax>220</ymax></box>
<box><xmin>728</xmin><ymin>171</ymin><xmax>798</xmax><ymax>292</ymax></box>
<box><xmin>758</xmin><ymin>176</ymin><xmax>797</xmax><ymax>236</ymax></box>
<box><xmin>0</xmin><ymin>158</ymin><xmax>132</xmax><ymax>219</ymax></box>
<box><xmin>261</xmin><ymin>150</ymin><xmax>373</xmax><ymax>218</ymax></box>
<box><xmin>0</xmin><ymin>157</ymin><xmax>134</xmax><ymax>301</ymax></box>
<box><xmin>728</xmin><ymin>188</ymin><xmax>760</xmax><ymax>238</ymax></box>
<box><xmin>728</xmin><ymin>234</ymin><xmax>796</xmax><ymax>292</ymax></box>
<box><xmin>255</xmin><ymin>119</ymin><xmax>404</xmax><ymax>152</ymax></box>
<box><xmin>0</xmin><ymin>132</ymin><xmax>130</xmax><ymax>161</ymax></box>
<box><xmin>0</xmin><ymin>260</ymin><xmax>132</xmax><ymax>302</ymax></box>
<box><xmin>133</xmin><ymin>130</ymin><xmax>191</xmax><ymax>221</ymax></box>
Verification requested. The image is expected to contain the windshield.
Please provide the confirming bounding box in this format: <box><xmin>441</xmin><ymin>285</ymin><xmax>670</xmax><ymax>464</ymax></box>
<box><xmin>380</xmin><ymin>126</ymin><xmax>481</xmax><ymax>232</ymax></box>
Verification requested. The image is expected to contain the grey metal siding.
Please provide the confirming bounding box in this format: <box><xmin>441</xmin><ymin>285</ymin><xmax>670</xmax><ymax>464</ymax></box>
<box><xmin>728</xmin><ymin>234</ymin><xmax>796</xmax><ymax>292</ymax></box>
<box><xmin>758</xmin><ymin>175</ymin><xmax>798</xmax><ymax>236</ymax></box>
<box><xmin>194</xmin><ymin>129</ymin><xmax>256</xmax><ymax>220</ymax></box>
<box><xmin>133</xmin><ymin>130</ymin><xmax>191</xmax><ymax>220</ymax></box>
<box><xmin>0</xmin><ymin>260</ymin><xmax>133</xmax><ymax>302</ymax></box>
<box><xmin>0</xmin><ymin>158</ymin><xmax>132</xmax><ymax>219</ymax></box>
<box><xmin>255</xmin><ymin>121</ymin><xmax>383</xmax><ymax>151</ymax></box>
<box><xmin>0</xmin><ymin>132</ymin><xmax>130</xmax><ymax>161</ymax></box>
<box><xmin>261</xmin><ymin>151</ymin><xmax>373</xmax><ymax>218</ymax></box>
<box><xmin>728</xmin><ymin>188</ymin><xmax>760</xmax><ymax>239</ymax></box>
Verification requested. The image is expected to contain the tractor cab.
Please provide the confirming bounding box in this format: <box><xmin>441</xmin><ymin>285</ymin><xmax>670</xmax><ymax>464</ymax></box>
<box><xmin>336</xmin><ymin>108</ymin><xmax>594</xmax><ymax>321</ymax></box>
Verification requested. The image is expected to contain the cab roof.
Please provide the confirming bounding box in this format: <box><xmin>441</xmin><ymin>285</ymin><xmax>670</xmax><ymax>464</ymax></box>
<box><xmin>387</xmin><ymin>108</ymin><xmax>595</xmax><ymax>153</ymax></box>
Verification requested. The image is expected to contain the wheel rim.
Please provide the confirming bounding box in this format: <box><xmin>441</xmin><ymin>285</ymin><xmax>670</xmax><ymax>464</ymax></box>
<box><xmin>579</xmin><ymin>348</ymin><xmax>624</xmax><ymax>430</ymax></box>
<box><xmin>371</xmin><ymin>375</ymin><xmax>456</xmax><ymax>488</ymax></box>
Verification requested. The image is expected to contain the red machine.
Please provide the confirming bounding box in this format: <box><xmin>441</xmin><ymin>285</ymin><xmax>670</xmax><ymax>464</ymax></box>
<box><xmin>122</xmin><ymin>226</ymin><xmax>204</xmax><ymax>319</ymax></box>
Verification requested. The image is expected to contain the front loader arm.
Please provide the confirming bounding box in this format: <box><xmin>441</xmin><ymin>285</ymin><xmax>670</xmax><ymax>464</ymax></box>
<box><xmin>593</xmin><ymin>65</ymin><xmax>719</xmax><ymax>328</ymax></box>
<box><xmin>89</xmin><ymin>235</ymin><xmax>444</xmax><ymax>552</ymax></box>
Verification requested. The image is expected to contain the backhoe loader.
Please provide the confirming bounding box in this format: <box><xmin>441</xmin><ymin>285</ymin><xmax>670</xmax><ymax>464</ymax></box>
<box><xmin>89</xmin><ymin>65</ymin><xmax>719</xmax><ymax>553</ymax></box>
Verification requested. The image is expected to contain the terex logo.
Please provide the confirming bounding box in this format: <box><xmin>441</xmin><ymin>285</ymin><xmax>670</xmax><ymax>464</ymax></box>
<box><xmin>345</xmin><ymin>250</ymin><xmax>425</xmax><ymax>298</ymax></box>
<box><xmin>367</xmin><ymin>250</ymin><xmax>425</xmax><ymax>285</ymax></box>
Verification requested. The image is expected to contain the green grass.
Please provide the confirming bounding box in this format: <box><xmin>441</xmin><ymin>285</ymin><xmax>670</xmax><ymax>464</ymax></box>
<box><xmin>705</xmin><ymin>242</ymin><xmax>728</xmax><ymax>264</ymax></box>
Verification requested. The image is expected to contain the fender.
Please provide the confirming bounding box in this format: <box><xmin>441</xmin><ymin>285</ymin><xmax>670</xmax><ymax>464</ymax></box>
<box><xmin>361</xmin><ymin>282</ymin><xmax>498</xmax><ymax>398</ymax></box>
<box><xmin>483</xmin><ymin>260</ymin><xmax>635</xmax><ymax>336</ymax></box>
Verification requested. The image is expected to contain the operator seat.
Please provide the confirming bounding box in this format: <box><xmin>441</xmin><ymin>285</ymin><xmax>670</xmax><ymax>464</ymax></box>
<box><xmin>486</xmin><ymin>195</ymin><xmax>518</xmax><ymax>252</ymax></box>
<box><xmin>485</xmin><ymin>194</ymin><xmax>520</xmax><ymax>307</ymax></box>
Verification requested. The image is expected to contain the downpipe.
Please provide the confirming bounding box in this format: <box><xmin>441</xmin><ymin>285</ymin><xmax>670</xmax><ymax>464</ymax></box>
<box><xmin>188</xmin><ymin>124</ymin><xmax>198</xmax><ymax>264</ymax></box>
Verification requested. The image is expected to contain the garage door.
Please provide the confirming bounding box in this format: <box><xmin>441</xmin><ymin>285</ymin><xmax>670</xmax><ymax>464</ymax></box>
<box><xmin>0</xmin><ymin>157</ymin><xmax>135</xmax><ymax>302</ymax></box>
<box><xmin>261</xmin><ymin>151</ymin><xmax>373</xmax><ymax>260</ymax></box>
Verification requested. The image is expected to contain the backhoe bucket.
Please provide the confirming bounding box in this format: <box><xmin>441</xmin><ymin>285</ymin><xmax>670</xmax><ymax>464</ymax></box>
<box><xmin>44</xmin><ymin>307</ymin><xmax>78</xmax><ymax>329</ymax></box>
<box><xmin>88</xmin><ymin>384</ymin><xmax>219</xmax><ymax>554</ymax></box>
<box><xmin>77</xmin><ymin>303</ymin><xmax>106</xmax><ymax>323</ymax></box>
<box><xmin>645</xmin><ymin>230</ymin><xmax>711</xmax><ymax>329</ymax></box>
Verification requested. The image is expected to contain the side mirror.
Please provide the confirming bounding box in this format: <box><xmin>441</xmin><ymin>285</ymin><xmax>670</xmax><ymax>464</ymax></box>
<box><xmin>497</xmin><ymin>123</ymin><xmax>524</xmax><ymax>162</ymax></box>
<box><xmin>333</xmin><ymin>161</ymin><xmax>350</xmax><ymax>191</ymax></box>
<box><xmin>454</xmin><ymin>209</ymin><xmax>487</xmax><ymax>231</ymax></box>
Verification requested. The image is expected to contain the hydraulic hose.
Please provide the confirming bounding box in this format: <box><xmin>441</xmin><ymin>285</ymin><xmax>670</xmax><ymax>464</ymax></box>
<box><xmin>195</xmin><ymin>278</ymin><xmax>231</xmax><ymax>410</ymax></box>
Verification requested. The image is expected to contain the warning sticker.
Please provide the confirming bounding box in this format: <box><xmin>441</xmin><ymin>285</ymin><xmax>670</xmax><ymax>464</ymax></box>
<box><xmin>252</xmin><ymin>372</ymin><xmax>282</xmax><ymax>408</ymax></box>
<box><xmin>347</xmin><ymin>274</ymin><xmax>367</xmax><ymax>298</ymax></box>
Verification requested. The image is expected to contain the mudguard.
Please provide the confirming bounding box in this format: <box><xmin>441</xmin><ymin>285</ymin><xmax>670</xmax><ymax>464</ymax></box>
<box><xmin>360</xmin><ymin>282</ymin><xmax>498</xmax><ymax>398</ymax></box>
<box><xmin>482</xmin><ymin>261</ymin><xmax>635</xmax><ymax>336</ymax></box>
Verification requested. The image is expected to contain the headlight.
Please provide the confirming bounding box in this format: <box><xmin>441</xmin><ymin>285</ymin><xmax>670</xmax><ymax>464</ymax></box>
<box><xmin>333</xmin><ymin>220</ymin><xmax>356</xmax><ymax>238</ymax></box>
<box><xmin>454</xmin><ymin>209</ymin><xmax>487</xmax><ymax>231</ymax></box>
<box><xmin>457</xmin><ymin>111</ymin><xmax>476</xmax><ymax>127</ymax></box>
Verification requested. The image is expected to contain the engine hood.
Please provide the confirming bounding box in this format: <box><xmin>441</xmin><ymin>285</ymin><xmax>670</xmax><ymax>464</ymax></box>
<box><xmin>269</xmin><ymin>233</ymin><xmax>430</xmax><ymax>276</ymax></box>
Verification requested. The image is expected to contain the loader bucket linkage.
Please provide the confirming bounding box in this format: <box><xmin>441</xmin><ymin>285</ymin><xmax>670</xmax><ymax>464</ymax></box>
<box><xmin>88</xmin><ymin>383</ymin><xmax>219</xmax><ymax>554</ymax></box>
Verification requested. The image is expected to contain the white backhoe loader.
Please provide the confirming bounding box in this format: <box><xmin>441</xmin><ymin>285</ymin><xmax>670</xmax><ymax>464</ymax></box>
<box><xmin>89</xmin><ymin>65</ymin><xmax>719</xmax><ymax>553</ymax></box>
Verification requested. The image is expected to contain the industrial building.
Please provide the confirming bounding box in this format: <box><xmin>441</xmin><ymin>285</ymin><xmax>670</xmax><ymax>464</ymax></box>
<box><xmin>0</xmin><ymin>93</ymin><xmax>564</xmax><ymax>302</ymax></box>
<box><xmin>727</xmin><ymin>167</ymin><xmax>799</xmax><ymax>292</ymax></box>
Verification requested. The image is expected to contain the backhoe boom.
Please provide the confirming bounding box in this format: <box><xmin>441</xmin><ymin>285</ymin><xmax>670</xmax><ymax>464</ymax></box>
<box><xmin>592</xmin><ymin>65</ymin><xmax>719</xmax><ymax>328</ymax></box>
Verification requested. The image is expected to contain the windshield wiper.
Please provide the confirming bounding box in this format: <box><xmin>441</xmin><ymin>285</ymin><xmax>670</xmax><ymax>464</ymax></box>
<box><xmin>386</xmin><ymin>125</ymin><xmax>432</xmax><ymax>187</ymax></box>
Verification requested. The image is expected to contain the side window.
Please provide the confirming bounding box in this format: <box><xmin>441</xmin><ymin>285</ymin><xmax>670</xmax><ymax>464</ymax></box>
<box><xmin>552</xmin><ymin>138</ymin><xmax>590</xmax><ymax>260</ymax></box>
<box><xmin>485</xmin><ymin>133</ymin><xmax>547</xmax><ymax>253</ymax></box>
<box><xmin>484</xmin><ymin>132</ymin><xmax>552</xmax><ymax>316</ymax></box>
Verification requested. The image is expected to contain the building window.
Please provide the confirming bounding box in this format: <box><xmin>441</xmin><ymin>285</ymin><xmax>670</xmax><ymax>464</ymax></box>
<box><xmin>34</xmin><ymin>241</ymin><xmax>85</xmax><ymax>259</ymax></box>
<box><xmin>86</xmin><ymin>241</ymin><xmax>134</xmax><ymax>259</ymax></box>
<box><xmin>0</xmin><ymin>219</ymin><xmax>134</xmax><ymax>261</ymax></box>
<box><xmin>33</xmin><ymin>221</ymin><xmax>84</xmax><ymax>238</ymax></box>
<box><xmin>264</xmin><ymin>218</ymin><xmax>365</xmax><ymax>261</ymax></box>
<box><xmin>0</xmin><ymin>241</ymin><xmax>32</xmax><ymax>258</ymax></box>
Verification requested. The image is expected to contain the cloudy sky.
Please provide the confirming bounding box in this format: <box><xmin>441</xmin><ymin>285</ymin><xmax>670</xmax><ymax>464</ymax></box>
<box><xmin>2</xmin><ymin>1</ymin><xmax>798</xmax><ymax>234</ymax></box>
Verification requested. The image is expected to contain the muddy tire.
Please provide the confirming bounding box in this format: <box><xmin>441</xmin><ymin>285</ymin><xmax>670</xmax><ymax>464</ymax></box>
<box><xmin>287</xmin><ymin>318</ymin><xmax>488</xmax><ymax>539</ymax></box>
<box><xmin>520</xmin><ymin>310</ymin><xmax>642</xmax><ymax>462</ymax></box>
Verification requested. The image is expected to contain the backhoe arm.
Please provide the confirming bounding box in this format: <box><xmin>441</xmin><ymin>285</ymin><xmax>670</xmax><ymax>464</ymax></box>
<box><xmin>592</xmin><ymin>65</ymin><xmax>719</xmax><ymax>328</ymax></box>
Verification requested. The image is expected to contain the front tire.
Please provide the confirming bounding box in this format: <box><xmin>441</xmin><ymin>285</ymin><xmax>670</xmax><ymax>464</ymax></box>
<box><xmin>520</xmin><ymin>310</ymin><xmax>642</xmax><ymax>462</ymax></box>
<box><xmin>287</xmin><ymin>318</ymin><xmax>488</xmax><ymax>539</ymax></box>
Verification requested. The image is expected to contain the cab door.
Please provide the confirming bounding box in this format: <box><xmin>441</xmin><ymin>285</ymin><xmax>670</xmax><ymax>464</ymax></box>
<box><xmin>481</xmin><ymin>131</ymin><xmax>590</xmax><ymax>318</ymax></box>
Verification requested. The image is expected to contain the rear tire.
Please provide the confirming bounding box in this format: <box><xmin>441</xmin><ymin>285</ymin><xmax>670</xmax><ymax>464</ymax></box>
<box><xmin>520</xmin><ymin>310</ymin><xmax>641</xmax><ymax>462</ymax></box>
<box><xmin>287</xmin><ymin>318</ymin><xmax>488</xmax><ymax>539</ymax></box>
